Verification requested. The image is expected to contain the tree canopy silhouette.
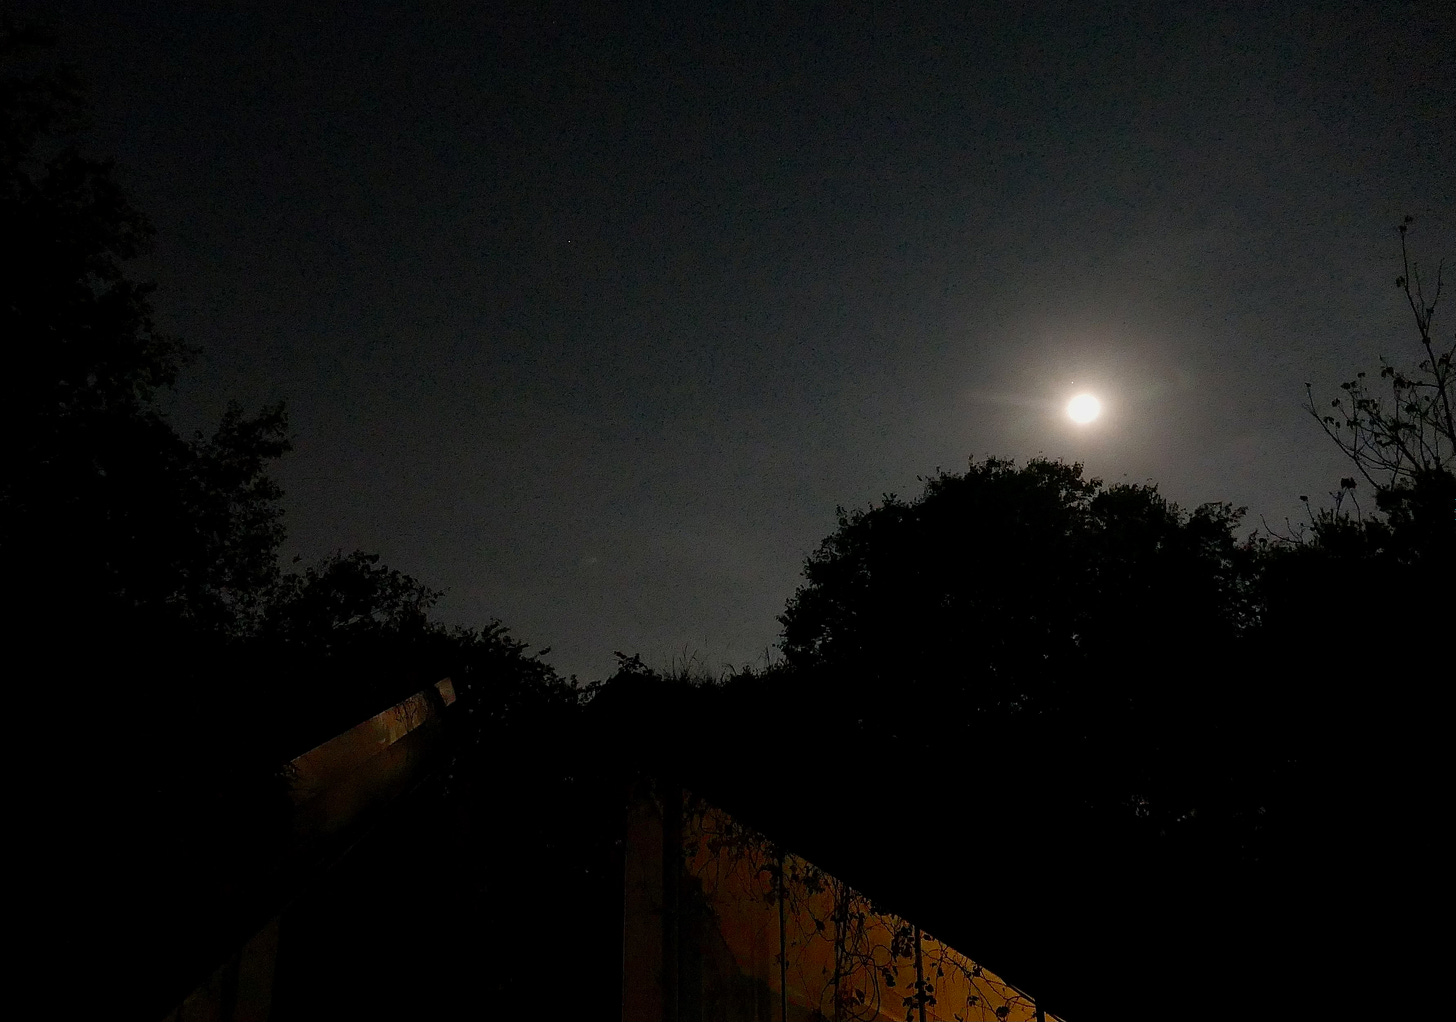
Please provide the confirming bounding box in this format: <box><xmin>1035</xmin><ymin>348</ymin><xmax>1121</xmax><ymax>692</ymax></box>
<box><xmin>781</xmin><ymin>460</ymin><xmax>1252</xmax><ymax>725</ymax></box>
<box><xmin>3</xmin><ymin>22</ymin><xmax>291</xmax><ymax>653</ymax></box>
<box><xmin>2</xmin><ymin>22</ymin><xmax>572</xmax><ymax>775</ymax></box>
<box><xmin>1306</xmin><ymin>216</ymin><xmax>1454</xmax><ymax>489</ymax></box>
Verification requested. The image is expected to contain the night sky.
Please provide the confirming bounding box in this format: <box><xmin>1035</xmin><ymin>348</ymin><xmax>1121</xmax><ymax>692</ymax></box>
<box><xmin>26</xmin><ymin>3</ymin><xmax>1453</xmax><ymax>683</ymax></box>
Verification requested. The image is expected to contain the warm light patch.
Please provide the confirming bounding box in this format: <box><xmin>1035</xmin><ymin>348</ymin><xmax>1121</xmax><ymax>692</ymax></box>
<box><xmin>1067</xmin><ymin>393</ymin><xmax>1101</xmax><ymax>423</ymax></box>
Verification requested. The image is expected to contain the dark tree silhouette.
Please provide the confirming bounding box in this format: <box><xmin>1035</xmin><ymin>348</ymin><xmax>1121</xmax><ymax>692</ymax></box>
<box><xmin>4</xmin><ymin>22</ymin><xmax>585</xmax><ymax>915</ymax></box>
<box><xmin>3</xmin><ymin>34</ymin><xmax>598</xmax><ymax>1012</ymax></box>
<box><xmin>781</xmin><ymin>461</ymin><xmax>1251</xmax><ymax>721</ymax></box>
<box><xmin>1306</xmin><ymin>216</ymin><xmax>1454</xmax><ymax>489</ymax></box>
<box><xmin>1259</xmin><ymin>219</ymin><xmax>1454</xmax><ymax>692</ymax></box>
<box><xmin>1289</xmin><ymin>217</ymin><xmax>1455</xmax><ymax>574</ymax></box>
<box><xmin>3</xmin><ymin>24</ymin><xmax>575</xmax><ymax>757</ymax></box>
<box><xmin>2</xmin><ymin>22</ymin><xmax>291</xmax><ymax>656</ymax></box>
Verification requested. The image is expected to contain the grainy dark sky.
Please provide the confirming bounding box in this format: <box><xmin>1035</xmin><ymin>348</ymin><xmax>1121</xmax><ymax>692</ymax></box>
<box><xmin>24</xmin><ymin>2</ymin><xmax>1454</xmax><ymax>682</ymax></box>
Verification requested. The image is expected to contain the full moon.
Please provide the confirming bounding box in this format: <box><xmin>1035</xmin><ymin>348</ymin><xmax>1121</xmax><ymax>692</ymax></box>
<box><xmin>1067</xmin><ymin>393</ymin><xmax>1101</xmax><ymax>424</ymax></box>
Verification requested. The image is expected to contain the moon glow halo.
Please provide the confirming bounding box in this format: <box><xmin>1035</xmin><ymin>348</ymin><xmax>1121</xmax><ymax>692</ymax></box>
<box><xmin>1067</xmin><ymin>393</ymin><xmax>1101</xmax><ymax>424</ymax></box>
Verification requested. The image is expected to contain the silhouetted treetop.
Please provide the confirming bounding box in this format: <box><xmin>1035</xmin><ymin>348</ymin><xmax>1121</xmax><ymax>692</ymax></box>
<box><xmin>1274</xmin><ymin>218</ymin><xmax>1454</xmax><ymax>626</ymax></box>
<box><xmin>3</xmin><ymin>21</ymin><xmax>186</xmax><ymax>424</ymax></box>
<box><xmin>3</xmin><ymin>25</ymin><xmax>293</xmax><ymax>636</ymax></box>
<box><xmin>1306</xmin><ymin>216</ymin><xmax>1454</xmax><ymax>489</ymax></box>
<box><xmin>778</xmin><ymin>456</ymin><xmax>1253</xmax><ymax>724</ymax></box>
